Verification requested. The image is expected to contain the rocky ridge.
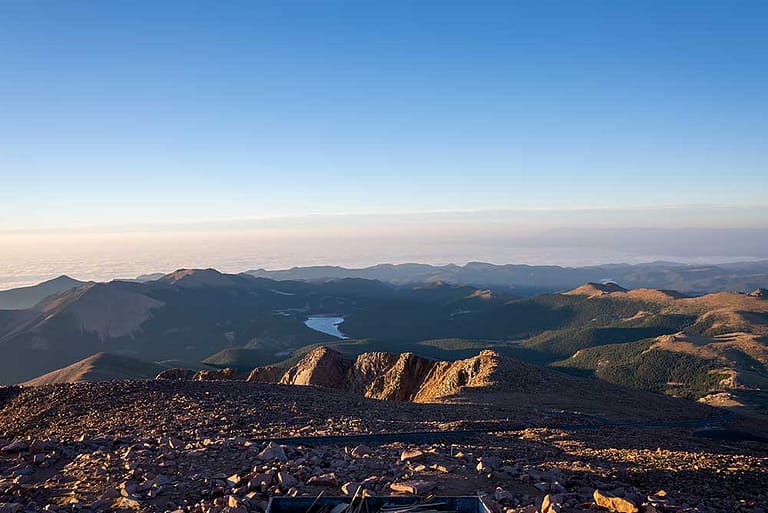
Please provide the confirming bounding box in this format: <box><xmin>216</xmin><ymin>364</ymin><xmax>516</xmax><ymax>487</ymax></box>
<box><xmin>241</xmin><ymin>347</ymin><xmax>537</xmax><ymax>402</ymax></box>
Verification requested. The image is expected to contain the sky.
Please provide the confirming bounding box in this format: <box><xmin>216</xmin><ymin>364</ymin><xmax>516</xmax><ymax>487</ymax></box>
<box><xmin>1</xmin><ymin>1</ymin><xmax>767</xmax><ymax>287</ymax></box>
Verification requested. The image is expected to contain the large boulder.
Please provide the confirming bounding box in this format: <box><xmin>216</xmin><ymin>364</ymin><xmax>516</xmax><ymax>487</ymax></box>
<box><xmin>593</xmin><ymin>489</ymin><xmax>639</xmax><ymax>513</ymax></box>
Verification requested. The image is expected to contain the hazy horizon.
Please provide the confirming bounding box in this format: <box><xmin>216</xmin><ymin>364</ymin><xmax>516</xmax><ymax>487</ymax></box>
<box><xmin>3</xmin><ymin>205</ymin><xmax>768</xmax><ymax>290</ymax></box>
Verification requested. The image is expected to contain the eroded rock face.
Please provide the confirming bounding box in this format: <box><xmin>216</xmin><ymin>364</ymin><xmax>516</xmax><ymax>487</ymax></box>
<box><xmin>246</xmin><ymin>366</ymin><xmax>284</xmax><ymax>383</ymax></box>
<box><xmin>39</xmin><ymin>283</ymin><xmax>164</xmax><ymax>340</ymax></box>
<box><xmin>358</xmin><ymin>352</ymin><xmax>438</xmax><ymax>401</ymax></box>
<box><xmin>151</xmin><ymin>347</ymin><xmax>542</xmax><ymax>404</ymax></box>
<box><xmin>256</xmin><ymin>346</ymin><xmax>542</xmax><ymax>402</ymax></box>
<box><xmin>279</xmin><ymin>347</ymin><xmax>353</xmax><ymax>388</ymax></box>
<box><xmin>149</xmin><ymin>346</ymin><xmax>542</xmax><ymax>403</ymax></box>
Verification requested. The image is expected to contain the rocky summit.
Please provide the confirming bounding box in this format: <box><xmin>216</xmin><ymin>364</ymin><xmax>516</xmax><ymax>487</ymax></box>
<box><xmin>0</xmin><ymin>378</ymin><xmax>765</xmax><ymax>513</ymax></box>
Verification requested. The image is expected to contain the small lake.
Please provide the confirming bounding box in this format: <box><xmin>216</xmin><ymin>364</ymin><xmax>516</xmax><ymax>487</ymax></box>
<box><xmin>304</xmin><ymin>316</ymin><xmax>349</xmax><ymax>339</ymax></box>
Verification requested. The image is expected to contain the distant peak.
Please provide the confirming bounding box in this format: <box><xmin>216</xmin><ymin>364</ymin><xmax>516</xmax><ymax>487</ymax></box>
<box><xmin>166</xmin><ymin>268</ymin><xmax>221</xmax><ymax>278</ymax></box>
<box><xmin>417</xmin><ymin>280</ymin><xmax>449</xmax><ymax>289</ymax></box>
<box><xmin>564</xmin><ymin>282</ymin><xmax>628</xmax><ymax>296</ymax></box>
<box><xmin>47</xmin><ymin>275</ymin><xmax>83</xmax><ymax>285</ymax></box>
<box><xmin>161</xmin><ymin>268</ymin><xmax>234</xmax><ymax>287</ymax></box>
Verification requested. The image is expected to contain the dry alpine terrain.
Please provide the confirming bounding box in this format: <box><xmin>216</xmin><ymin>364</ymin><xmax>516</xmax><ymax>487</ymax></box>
<box><xmin>0</xmin><ymin>348</ymin><xmax>766</xmax><ymax>513</ymax></box>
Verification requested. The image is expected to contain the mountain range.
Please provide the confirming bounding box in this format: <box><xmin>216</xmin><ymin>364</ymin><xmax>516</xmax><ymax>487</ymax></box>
<box><xmin>246</xmin><ymin>260</ymin><xmax>768</xmax><ymax>295</ymax></box>
<box><xmin>1</xmin><ymin>266</ymin><xmax>767</xmax><ymax>426</ymax></box>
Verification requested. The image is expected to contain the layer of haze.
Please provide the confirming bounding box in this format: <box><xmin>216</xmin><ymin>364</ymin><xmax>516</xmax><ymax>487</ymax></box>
<box><xmin>3</xmin><ymin>207</ymin><xmax>768</xmax><ymax>290</ymax></box>
<box><xmin>1</xmin><ymin>1</ymin><xmax>767</xmax><ymax>288</ymax></box>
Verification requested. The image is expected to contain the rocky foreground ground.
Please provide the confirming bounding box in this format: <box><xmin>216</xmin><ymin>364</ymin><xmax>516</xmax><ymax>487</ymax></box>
<box><xmin>0</xmin><ymin>381</ymin><xmax>765</xmax><ymax>513</ymax></box>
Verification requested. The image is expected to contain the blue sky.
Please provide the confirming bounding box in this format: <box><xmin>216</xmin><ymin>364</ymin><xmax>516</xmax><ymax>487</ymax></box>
<box><xmin>0</xmin><ymin>0</ymin><xmax>766</xmax><ymax>233</ymax></box>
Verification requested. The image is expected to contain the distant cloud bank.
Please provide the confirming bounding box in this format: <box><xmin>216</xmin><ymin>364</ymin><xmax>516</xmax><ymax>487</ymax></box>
<box><xmin>1</xmin><ymin>205</ymin><xmax>766</xmax><ymax>290</ymax></box>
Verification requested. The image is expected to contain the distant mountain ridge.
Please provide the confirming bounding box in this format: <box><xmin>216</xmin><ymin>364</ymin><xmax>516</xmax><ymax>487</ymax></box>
<box><xmin>0</xmin><ymin>275</ymin><xmax>87</xmax><ymax>310</ymax></box>
<box><xmin>3</xmin><ymin>266</ymin><xmax>768</xmax><ymax>425</ymax></box>
<box><xmin>245</xmin><ymin>260</ymin><xmax>768</xmax><ymax>295</ymax></box>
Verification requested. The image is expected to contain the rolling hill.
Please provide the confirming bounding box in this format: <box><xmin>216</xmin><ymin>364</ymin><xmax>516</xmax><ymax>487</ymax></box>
<box><xmin>546</xmin><ymin>284</ymin><xmax>768</xmax><ymax>418</ymax></box>
<box><xmin>21</xmin><ymin>352</ymin><xmax>166</xmax><ymax>386</ymax></box>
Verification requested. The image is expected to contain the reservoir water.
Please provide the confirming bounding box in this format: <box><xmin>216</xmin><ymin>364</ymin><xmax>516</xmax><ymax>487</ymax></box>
<box><xmin>304</xmin><ymin>316</ymin><xmax>349</xmax><ymax>339</ymax></box>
